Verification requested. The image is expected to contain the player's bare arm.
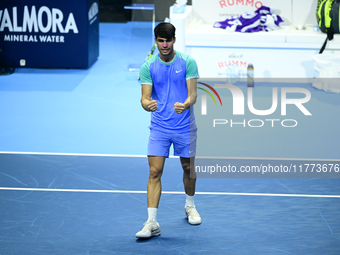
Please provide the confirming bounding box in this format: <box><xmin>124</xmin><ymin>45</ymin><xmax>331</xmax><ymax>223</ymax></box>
<box><xmin>174</xmin><ymin>78</ymin><xmax>197</xmax><ymax>114</ymax></box>
<box><xmin>141</xmin><ymin>84</ymin><xmax>158</xmax><ymax>112</ymax></box>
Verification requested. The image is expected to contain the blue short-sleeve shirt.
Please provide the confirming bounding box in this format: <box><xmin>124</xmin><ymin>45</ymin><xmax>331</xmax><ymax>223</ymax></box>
<box><xmin>140</xmin><ymin>51</ymin><xmax>199</xmax><ymax>133</ymax></box>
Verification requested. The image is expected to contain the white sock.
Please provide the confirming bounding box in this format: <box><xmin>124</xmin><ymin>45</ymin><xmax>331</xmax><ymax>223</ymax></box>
<box><xmin>147</xmin><ymin>208</ymin><xmax>157</xmax><ymax>222</ymax></box>
<box><xmin>185</xmin><ymin>194</ymin><xmax>195</xmax><ymax>207</ymax></box>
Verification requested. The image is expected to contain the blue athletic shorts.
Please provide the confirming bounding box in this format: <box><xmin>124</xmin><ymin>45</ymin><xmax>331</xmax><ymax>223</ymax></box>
<box><xmin>148</xmin><ymin>129</ymin><xmax>197</xmax><ymax>158</ymax></box>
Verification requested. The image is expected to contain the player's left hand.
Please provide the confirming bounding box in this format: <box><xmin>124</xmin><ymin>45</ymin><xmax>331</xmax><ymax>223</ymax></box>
<box><xmin>174</xmin><ymin>102</ymin><xmax>186</xmax><ymax>114</ymax></box>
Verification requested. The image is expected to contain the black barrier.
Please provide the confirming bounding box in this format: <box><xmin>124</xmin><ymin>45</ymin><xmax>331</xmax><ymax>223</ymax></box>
<box><xmin>0</xmin><ymin>0</ymin><xmax>99</xmax><ymax>69</ymax></box>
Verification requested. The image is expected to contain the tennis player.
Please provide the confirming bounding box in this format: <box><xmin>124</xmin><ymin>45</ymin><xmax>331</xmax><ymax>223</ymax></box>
<box><xmin>136</xmin><ymin>22</ymin><xmax>201</xmax><ymax>239</ymax></box>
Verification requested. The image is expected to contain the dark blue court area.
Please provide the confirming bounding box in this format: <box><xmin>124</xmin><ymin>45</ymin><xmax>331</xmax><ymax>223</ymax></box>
<box><xmin>0</xmin><ymin>153</ymin><xmax>340</xmax><ymax>255</ymax></box>
<box><xmin>1</xmin><ymin>22</ymin><xmax>340</xmax><ymax>254</ymax></box>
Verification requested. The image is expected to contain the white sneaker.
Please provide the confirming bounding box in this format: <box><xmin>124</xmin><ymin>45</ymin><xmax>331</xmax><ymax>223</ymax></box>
<box><xmin>135</xmin><ymin>219</ymin><xmax>161</xmax><ymax>239</ymax></box>
<box><xmin>185</xmin><ymin>205</ymin><xmax>202</xmax><ymax>225</ymax></box>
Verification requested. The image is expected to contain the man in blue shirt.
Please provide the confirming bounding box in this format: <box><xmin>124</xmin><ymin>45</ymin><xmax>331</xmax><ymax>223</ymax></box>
<box><xmin>136</xmin><ymin>22</ymin><xmax>202</xmax><ymax>239</ymax></box>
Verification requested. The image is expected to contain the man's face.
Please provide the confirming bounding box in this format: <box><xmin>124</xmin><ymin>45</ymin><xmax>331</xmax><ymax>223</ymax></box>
<box><xmin>155</xmin><ymin>36</ymin><xmax>176</xmax><ymax>58</ymax></box>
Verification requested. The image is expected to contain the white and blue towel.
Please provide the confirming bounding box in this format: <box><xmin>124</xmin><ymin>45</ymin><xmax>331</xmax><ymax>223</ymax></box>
<box><xmin>213</xmin><ymin>6</ymin><xmax>284</xmax><ymax>32</ymax></box>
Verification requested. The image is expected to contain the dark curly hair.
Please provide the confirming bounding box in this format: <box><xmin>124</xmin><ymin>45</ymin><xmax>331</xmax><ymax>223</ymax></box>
<box><xmin>154</xmin><ymin>22</ymin><xmax>176</xmax><ymax>39</ymax></box>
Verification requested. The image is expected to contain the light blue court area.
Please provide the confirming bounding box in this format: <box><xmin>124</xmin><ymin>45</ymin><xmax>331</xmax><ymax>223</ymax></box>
<box><xmin>0</xmin><ymin>22</ymin><xmax>155</xmax><ymax>155</ymax></box>
<box><xmin>0</xmin><ymin>23</ymin><xmax>340</xmax><ymax>254</ymax></box>
<box><xmin>1</xmin><ymin>24</ymin><xmax>340</xmax><ymax>157</ymax></box>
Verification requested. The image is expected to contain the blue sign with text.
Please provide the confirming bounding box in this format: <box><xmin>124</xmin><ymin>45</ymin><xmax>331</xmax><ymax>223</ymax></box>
<box><xmin>0</xmin><ymin>0</ymin><xmax>99</xmax><ymax>69</ymax></box>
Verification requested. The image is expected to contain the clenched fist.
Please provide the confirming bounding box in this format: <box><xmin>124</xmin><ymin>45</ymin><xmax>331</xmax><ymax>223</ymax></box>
<box><xmin>174</xmin><ymin>102</ymin><xmax>186</xmax><ymax>114</ymax></box>
<box><xmin>148</xmin><ymin>100</ymin><xmax>158</xmax><ymax>112</ymax></box>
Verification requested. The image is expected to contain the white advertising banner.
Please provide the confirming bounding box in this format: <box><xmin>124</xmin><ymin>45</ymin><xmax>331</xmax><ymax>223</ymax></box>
<box><xmin>292</xmin><ymin>0</ymin><xmax>318</xmax><ymax>26</ymax></box>
<box><xmin>189</xmin><ymin>47</ymin><xmax>318</xmax><ymax>78</ymax></box>
<box><xmin>192</xmin><ymin>0</ymin><xmax>292</xmax><ymax>25</ymax></box>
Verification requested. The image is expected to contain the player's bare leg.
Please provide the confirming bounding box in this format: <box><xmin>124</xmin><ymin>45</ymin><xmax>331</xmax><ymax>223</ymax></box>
<box><xmin>136</xmin><ymin>156</ymin><xmax>165</xmax><ymax>239</ymax></box>
<box><xmin>180</xmin><ymin>157</ymin><xmax>196</xmax><ymax>196</ymax></box>
<box><xmin>147</xmin><ymin>156</ymin><xmax>166</xmax><ymax>208</ymax></box>
<box><xmin>180</xmin><ymin>157</ymin><xmax>202</xmax><ymax>225</ymax></box>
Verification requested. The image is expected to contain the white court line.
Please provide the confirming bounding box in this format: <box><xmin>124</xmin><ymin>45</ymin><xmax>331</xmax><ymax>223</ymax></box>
<box><xmin>0</xmin><ymin>151</ymin><xmax>339</xmax><ymax>161</ymax></box>
<box><xmin>196</xmin><ymin>156</ymin><xmax>340</xmax><ymax>161</ymax></box>
<box><xmin>1</xmin><ymin>152</ymin><xmax>339</xmax><ymax>199</ymax></box>
<box><xmin>0</xmin><ymin>151</ymin><xmax>149</xmax><ymax>158</ymax></box>
<box><xmin>0</xmin><ymin>187</ymin><xmax>339</xmax><ymax>198</ymax></box>
<box><xmin>0</xmin><ymin>151</ymin><xmax>179</xmax><ymax>158</ymax></box>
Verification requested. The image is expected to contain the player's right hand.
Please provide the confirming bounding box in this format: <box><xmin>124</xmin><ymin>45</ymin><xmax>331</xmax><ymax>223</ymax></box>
<box><xmin>148</xmin><ymin>100</ymin><xmax>158</xmax><ymax>112</ymax></box>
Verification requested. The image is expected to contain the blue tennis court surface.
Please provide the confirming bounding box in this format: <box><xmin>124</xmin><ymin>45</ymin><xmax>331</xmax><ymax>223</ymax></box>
<box><xmin>1</xmin><ymin>153</ymin><xmax>340</xmax><ymax>254</ymax></box>
<box><xmin>1</xmin><ymin>22</ymin><xmax>340</xmax><ymax>254</ymax></box>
